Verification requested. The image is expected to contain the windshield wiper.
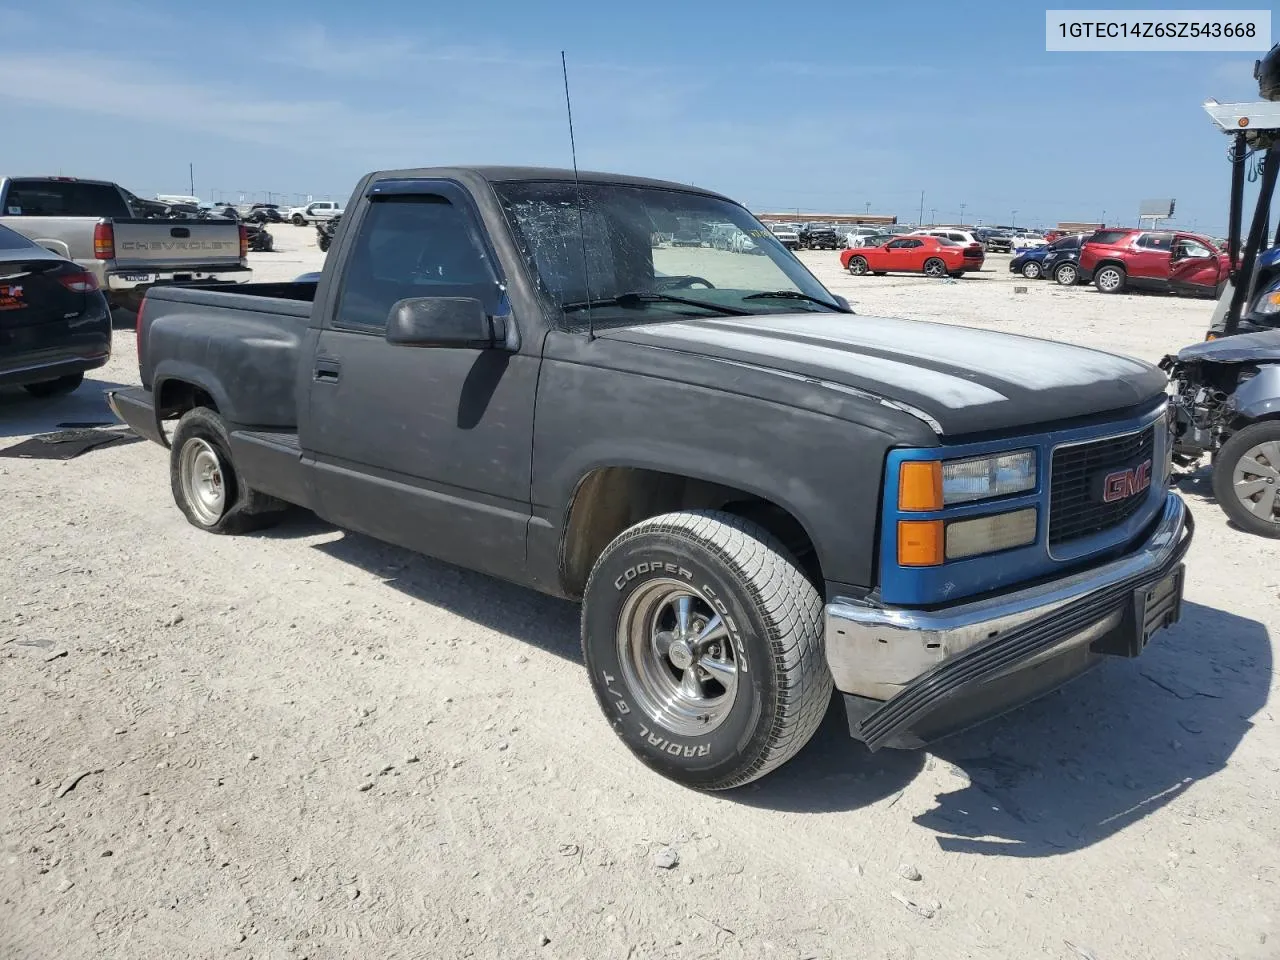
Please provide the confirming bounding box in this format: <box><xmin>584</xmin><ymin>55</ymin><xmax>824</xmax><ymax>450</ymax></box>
<box><xmin>741</xmin><ymin>290</ymin><xmax>845</xmax><ymax>310</ymax></box>
<box><xmin>561</xmin><ymin>292</ymin><xmax>753</xmax><ymax>316</ymax></box>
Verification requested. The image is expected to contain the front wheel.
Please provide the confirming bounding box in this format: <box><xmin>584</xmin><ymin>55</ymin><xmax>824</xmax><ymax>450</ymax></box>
<box><xmin>581</xmin><ymin>511</ymin><xmax>831</xmax><ymax>790</ymax></box>
<box><xmin>1054</xmin><ymin>263</ymin><xmax>1079</xmax><ymax>286</ymax></box>
<box><xmin>1212</xmin><ymin>422</ymin><xmax>1280</xmax><ymax>538</ymax></box>
<box><xmin>23</xmin><ymin>372</ymin><xmax>84</xmax><ymax>398</ymax></box>
<box><xmin>923</xmin><ymin>258</ymin><xmax>947</xmax><ymax>278</ymax></box>
<box><xmin>846</xmin><ymin>256</ymin><xmax>869</xmax><ymax>276</ymax></box>
<box><xmin>292</xmin><ymin>214</ymin><xmax>306</xmax><ymax>226</ymax></box>
<box><xmin>1021</xmin><ymin>260</ymin><xmax>1042</xmax><ymax>280</ymax></box>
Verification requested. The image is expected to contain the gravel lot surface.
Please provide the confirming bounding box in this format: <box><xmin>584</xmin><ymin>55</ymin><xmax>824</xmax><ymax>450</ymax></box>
<box><xmin>2</xmin><ymin>226</ymin><xmax>1277</xmax><ymax>960</ymax></box>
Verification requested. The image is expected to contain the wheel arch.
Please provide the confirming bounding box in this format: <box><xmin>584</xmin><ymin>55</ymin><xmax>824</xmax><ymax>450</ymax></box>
<box><xmin>558</xmin><ymin>465</ymin><xmax>826</xmax><ymax>601</ymax></box>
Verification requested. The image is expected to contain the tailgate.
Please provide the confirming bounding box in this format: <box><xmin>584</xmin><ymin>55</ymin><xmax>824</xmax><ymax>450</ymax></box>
<box><xmin>110</xmin><ymin>219</ymin><xmax>243</xmax><ymax>269</ymax></box>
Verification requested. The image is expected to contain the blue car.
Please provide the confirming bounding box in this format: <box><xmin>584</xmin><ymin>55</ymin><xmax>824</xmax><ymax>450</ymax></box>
<box><xmin>1010</xmin><ymin>233</ymin><xmax>1085</xmax><ymax>280</ymax></box>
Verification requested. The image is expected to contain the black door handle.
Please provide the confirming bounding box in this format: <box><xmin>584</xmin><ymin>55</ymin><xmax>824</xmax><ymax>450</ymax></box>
<box><xmin>314</xmin><ymin>358</ymin><xmax>341</xmax><ymax>382</ymax></box>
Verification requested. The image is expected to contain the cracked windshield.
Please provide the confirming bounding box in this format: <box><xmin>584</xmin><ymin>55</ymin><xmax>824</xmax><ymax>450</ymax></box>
<box><xmin>494</xmin><ymin>180</ymin><xmax>841</xmax><ymax>327</ymax></box>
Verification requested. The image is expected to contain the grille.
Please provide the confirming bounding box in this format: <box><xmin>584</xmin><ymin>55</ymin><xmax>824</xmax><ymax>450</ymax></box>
<box><xmin>1049</xmin><ymin>425</ymin><xmax>1155</xmax><ymax>547</ymax></box>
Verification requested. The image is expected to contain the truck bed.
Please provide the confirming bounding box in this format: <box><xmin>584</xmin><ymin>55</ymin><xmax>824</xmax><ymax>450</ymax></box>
<box><xmin>138</xmin><ymin>282</ymin><xmax>316</xmax><ymax>429</ymax></box>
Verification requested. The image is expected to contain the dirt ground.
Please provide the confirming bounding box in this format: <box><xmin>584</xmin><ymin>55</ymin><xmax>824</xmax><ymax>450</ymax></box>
<box><xmin>1</xmin><ymin>226</ymin><xmax>1277</xmax><ymax>960</ymax></box>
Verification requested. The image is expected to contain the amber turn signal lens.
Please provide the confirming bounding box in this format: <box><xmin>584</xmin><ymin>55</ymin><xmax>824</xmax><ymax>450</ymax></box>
<box><xmin>898</xmin><ymin>520</ymin><xmax>944</xmax><ymax>567</ymax></box>
<box><xmin>898</xmin><ymin>461</ymin><xmax>943</xmax><ymax>511</ymax></box>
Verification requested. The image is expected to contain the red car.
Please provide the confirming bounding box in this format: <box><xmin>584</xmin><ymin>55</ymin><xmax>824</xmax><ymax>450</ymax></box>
<box><xmin>840</xmin><ymin>235</ymin><xmax>984</xmax><ymax>278</ymax></box>
<box><xmin>1078</xmin><ymin>229</ymin><xmax>1231</xmax><ymax>297</ymax></box>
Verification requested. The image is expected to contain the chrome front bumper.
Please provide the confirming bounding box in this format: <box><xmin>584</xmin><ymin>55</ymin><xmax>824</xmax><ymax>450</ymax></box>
<box><xmin>826</xmin><ymin>493</ymin><xmax>1193</xmax><ymax>750</ymax></box>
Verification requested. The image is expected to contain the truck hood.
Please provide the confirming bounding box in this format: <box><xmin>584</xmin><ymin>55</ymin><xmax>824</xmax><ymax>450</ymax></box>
<box><xmin>601</xmin><ymin>313</ymin><xmax>1167</xmax><ymax>436</ymax></box>
<box><xmin>1176</xmin><ymin>328</ymin><xmax>1280</xmax><ymax>363</ymax></box>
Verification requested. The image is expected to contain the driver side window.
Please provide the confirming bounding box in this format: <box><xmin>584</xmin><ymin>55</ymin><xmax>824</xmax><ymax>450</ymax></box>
<box><xmin>335</xmin><ymin>194</ymin><xmax>499</xmax><ymax>332</ymax></box>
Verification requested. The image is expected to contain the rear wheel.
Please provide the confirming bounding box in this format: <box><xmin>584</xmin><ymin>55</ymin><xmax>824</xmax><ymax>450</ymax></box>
<box><xmin>1094</xmin><ymin>264</ymin><xmax>1127</xmax><ymax>294</ymax></box>
<box><xmin>581</xmin><ymin>511</ymin><xmax>831</xmax><ymax>790</ymax></box>
<box><xmin>923</xmin><ymin>258</ymin><xmax>947</xmax><ymax>278</ymax></box>
<box><xmin>170</xmin><ymin>407</ymin><xmax>285</xmax><ymax>535</ymax></box>
<box><xmin>846</xmin><ymin>256</ymin><xmax>869</xmax><ymax>276</ymax></box>
<box><xmin>23</xmin><ymin>373</ymin><xmax>84</xmax><ymax>398</ymax></box>
<box><xmin>1054</xmin><ymin>262</ymin><xmax>1079</xmax><ymax>286</ymax></box>
<box><xmin>1213</xmin><ymin>421</ymin><xmax>1280</xmax><ymax>538</ymax></box>
<box><xmin>1021</xmin><ymin>260</ymin><xmax>1042</xmax><ymax>279</ymax></box>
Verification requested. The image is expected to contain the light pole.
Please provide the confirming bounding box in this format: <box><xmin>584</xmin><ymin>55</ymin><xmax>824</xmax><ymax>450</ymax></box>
<box><xmin>959</xmin><ymin>202</ymin><xmax>966</xmax><ymax>224</ymax></box>
<box><xmin>930</xmin><ymin>208</ymin><xmax>937</xmax><ymax>226</ymax></box>
<box><xmin>1011</xmin><ymin>210</ymin><xmax>1018</xmax><ymax>229</ymax></box>
<box><xmin>864</xmin><ymin>201</ymin><xmax>871</xmax><ymax>215</ymax></box>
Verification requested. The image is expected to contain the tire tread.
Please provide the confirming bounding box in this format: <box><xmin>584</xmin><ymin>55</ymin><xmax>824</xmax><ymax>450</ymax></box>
<box><xmin>582</xmin><ymin>509</ymin><xmax>831</xmax><ymax>789</ymax></box>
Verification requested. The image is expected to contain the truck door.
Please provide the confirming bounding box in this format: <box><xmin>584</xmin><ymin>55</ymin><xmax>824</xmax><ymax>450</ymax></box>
<box><xmin>301</xmin><ymin>181</ymin><xmax>538</xmax><ymax>585</ymax></box>
<box><xmin>1169</xmin><ymin>235</ymin><xmax>1227</xmax><ymax>296</ymax></box>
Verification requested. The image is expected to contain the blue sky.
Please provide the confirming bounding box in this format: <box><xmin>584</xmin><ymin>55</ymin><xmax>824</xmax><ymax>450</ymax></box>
<box><xmin>0</xmin><ymin>0</ymin><xmax>1270</xmax><ymax>232</ymax></box>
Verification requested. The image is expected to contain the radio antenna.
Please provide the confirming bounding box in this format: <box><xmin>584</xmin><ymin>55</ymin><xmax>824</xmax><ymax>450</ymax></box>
<box><xmin>561</xmin><ymin>51</ymin><xmax>595</xmax><ymax>340</ymax></box>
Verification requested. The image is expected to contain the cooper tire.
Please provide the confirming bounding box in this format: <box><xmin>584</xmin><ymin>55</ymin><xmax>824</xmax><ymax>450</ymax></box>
<box><xmin>1212</xmin><ymin>421</ymin><xmax>1280</xmax><ymax>538</ymax></box>
<box><xmin>170</xmin><ymin>407</ymin><xmax>285</xmax><ymax>535</ymax></box>
<box><xmin>1021</xmin><ymin>260</ymin><xmax>1042</xmax><ymax>279</ymax></box>
<box><xmin>23</xmin><ymin>372</ymin><xmax>84</xmax><ymax>398</ymax></box>
<box><xmin>581</xmin><ymin>510</ymin><xmax>831</xmax><ymax>790</ymax></box>
<box><xmin>1094</xmin><ymin>264</ymin><xmax>1126</xmax><ymax>294</ymax></box>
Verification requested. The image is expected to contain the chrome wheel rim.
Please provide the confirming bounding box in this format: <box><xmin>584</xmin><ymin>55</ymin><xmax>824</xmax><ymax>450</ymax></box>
<box><xmin>1058</xmin><ymin>265</ymin><xmax>1076</xmax><ymax>284</ymax></box>
<box><xmin>616</xmin><ymin>579</ymin><xmax>739</xmax><ymax>736</ymax></box>
<box><xmin>924</xmin><ymin>259</ymin><xmax>945</xmax><ymax>277</ymax></box>
<box><xmin>180</xmin><ymin>438</ymin><xmax>227</xmax><ymax>526</ymax></box>
<box><xmin>1232</xmin><ymin>441</ymin><xmax>1280</xmax><ymax>524</ymax></box>
<box><xmin>1098</xmin><ymin>268</ymin><xmax>1121</xmax><ymax>291</ymax></box>
<box><xmin>1023</xmin><ymin>262</ymin><xmax>1040</xmax><ymax>278</ymax></box>
<box><xmin>849</xmin><ymin>258</ymin><xmax>868</xmax><ymax>275</ymax></box>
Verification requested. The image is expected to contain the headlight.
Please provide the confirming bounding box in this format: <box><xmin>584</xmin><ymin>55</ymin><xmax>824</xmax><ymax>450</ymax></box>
<box><xmin>941</xmin><ymin>450</ymin><xmax>1036</xmax><ymax>504</ymax></box>
<box><xmin>1253</xmin><ymin>288</ymin><xmax>1280</xmax><ymax>315</ymax></box>
<box><xmin>899</xmin><ymin>449</ymin><xmax>1037</xmax><ymax>510</ymax></box>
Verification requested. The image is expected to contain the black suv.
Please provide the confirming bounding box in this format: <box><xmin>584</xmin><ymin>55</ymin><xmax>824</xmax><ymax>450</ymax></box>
<box><xmin>799</xmin><ymin>223</ymin><xmax>842</xmax><ymax>250</ymax></box>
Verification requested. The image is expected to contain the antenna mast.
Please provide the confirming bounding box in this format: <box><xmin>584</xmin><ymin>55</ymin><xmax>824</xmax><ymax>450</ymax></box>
<box><xmin>561</xmin><ymin>51</ymin><xmax>595</xmax><ymax>340</ymax></box>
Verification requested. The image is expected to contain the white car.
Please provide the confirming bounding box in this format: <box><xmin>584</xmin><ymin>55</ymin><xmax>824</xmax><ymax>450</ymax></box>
<box><xmin>845</xmin><ymin>227</ymin><xmax>889</xmax><ymax>248</ymax></box>
<box><xmin>846</xmin><ymin>232</ymin><xmax>890</xmax><ymax>248</ymax></box>
<box><xmin>911</xmin><ymin>228</ymin><xmax>981</xmax><ymax>246</ymax></box>
<box><xmin>286</xmin><ymin>201</ymin><xmax>344</xmax><ymax>226</ymax></box>
<box><xmin>1011</xmin><ymin>233</ymin><xmax>1047</xmax><ymax>250</ymax></box>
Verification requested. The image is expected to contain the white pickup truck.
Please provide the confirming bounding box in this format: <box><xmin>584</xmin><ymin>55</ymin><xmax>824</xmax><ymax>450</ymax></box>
<box><xmin>0</xmin><ymin>176</ymin><xmax>251</xmax><ymax>315</ymax></box>
<box><xmin>284</xmin><ymin>200</ymin><xmax>344</xmax><ymax>226</ymax></box>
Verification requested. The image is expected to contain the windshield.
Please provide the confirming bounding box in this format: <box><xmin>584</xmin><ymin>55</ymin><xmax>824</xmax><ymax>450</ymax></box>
<box><xmin>492</xmin><ymin>181</ymin><xmax>842</xmax><ymax>330</ymax></box>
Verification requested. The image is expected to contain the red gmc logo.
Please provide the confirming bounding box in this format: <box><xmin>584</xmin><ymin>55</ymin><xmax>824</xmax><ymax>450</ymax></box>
<box><xmin>1102</xmin><ymin>459</ymin><xmax>1153</xmax><ymax>503</ymax></box>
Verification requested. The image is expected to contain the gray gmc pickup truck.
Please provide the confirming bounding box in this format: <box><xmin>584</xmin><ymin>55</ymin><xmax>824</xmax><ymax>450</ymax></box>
<box><xmin>109</xmin><ymin>166</ymin><xmax>1193</xmax><ymax>789</ymax></box>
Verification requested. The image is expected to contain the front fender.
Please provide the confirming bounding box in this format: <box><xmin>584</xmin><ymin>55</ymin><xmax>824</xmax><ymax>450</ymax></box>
<box><xmin>1233</xmin><ymin>364</ymin><xmax>1280</xmax><ymax>421</ymax></box>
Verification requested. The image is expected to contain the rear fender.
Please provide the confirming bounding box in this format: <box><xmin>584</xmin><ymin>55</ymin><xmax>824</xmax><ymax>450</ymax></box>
<box><xmin>153</xmin><ymin>362</ymin><xmax>236</xmax><ymax>422</ymax></box>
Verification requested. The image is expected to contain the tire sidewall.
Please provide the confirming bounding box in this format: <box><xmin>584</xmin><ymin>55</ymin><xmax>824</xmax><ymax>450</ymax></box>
<box><xmin>1022</xmin><ymin>261</ymin><xmax>1041</xmax><ymax>279</ymax></box>
<box><xmin>170</xmin><ymin>409</ymin><xmax>241</xmax><ymax>531</ymax></box>
<box><xmin>1212</xmin><ymin>422</ymin><xmax>1280</xmax><ymax>537</ymax></box>
<box><xmin>924</xmin><ymin>258</ymin><xmax>945</xmax><ymax>277</ymax></box>
<box><xmin>1056</xmin><ymin>264</ymin><xmax>1077</xmax><ymax>285</ymax></box>
<box><xmin>582</xmin><ymin>531</ymin><xmax>779</xmax><ymax>788</ymax></box>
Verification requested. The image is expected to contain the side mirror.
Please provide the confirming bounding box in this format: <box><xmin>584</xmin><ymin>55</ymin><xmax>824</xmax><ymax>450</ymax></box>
<box><xmin>832</xmin><ymin>294</ymin><xmax>851</xmax><ymax>311</ymax></box>
<box><xmin>386</xmin><ymin>297</ymin><xmax>497</xmax><ymax>349</ymax></box>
